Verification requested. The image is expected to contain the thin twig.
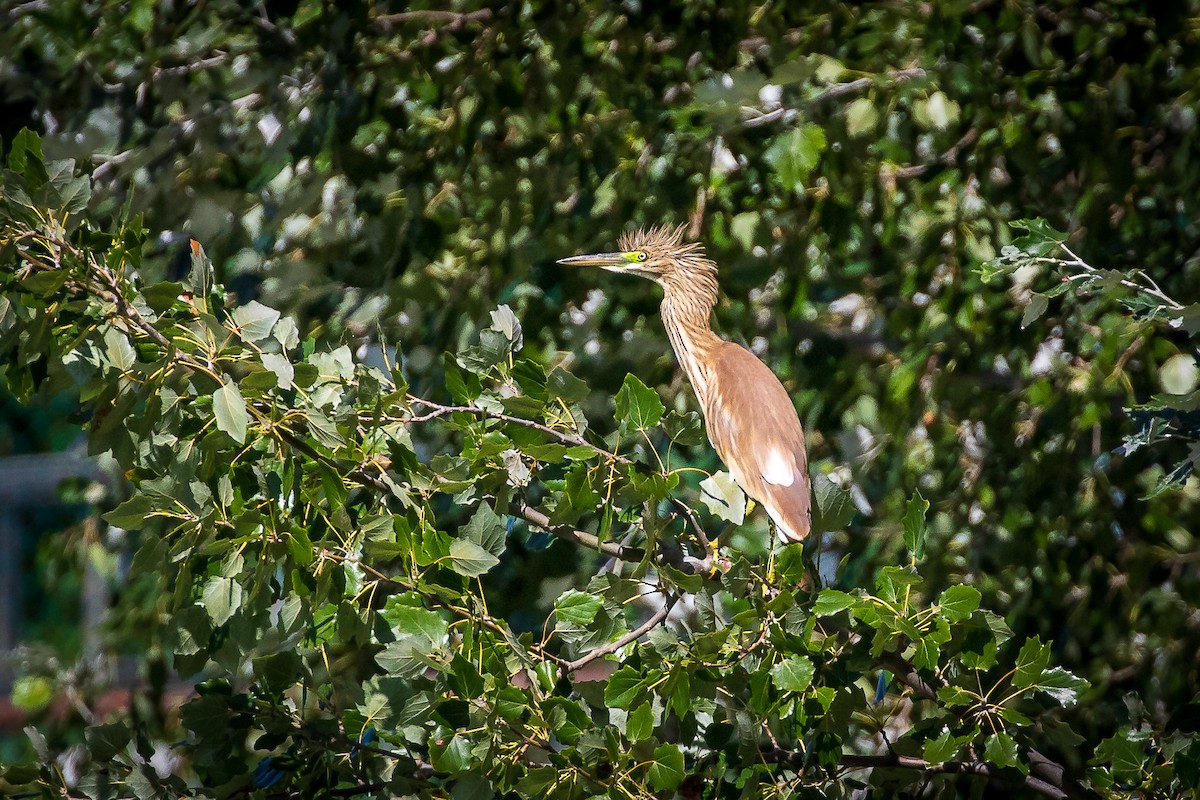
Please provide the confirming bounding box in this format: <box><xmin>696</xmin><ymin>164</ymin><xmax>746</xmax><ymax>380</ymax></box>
<box><xmin>893</xmin><ymin>127</ymin><xmax>980</xmax><ymax>179</ymax></box>
<box><xmin>399</xmin><ymin>396</ymin><xmax>633</xmax><ymax>465</ymax></box>
<box><xmin>1060</xmin><ymin>243</ymin><xmax>1183</xmax><ymax>310</ymax></box>
<box><xmin>742</xmin><ymin>67</ymin><xmax>925</xmax><ymax>129</ymax></box>
<box><xmin>838</xmin><ymin>753</ymin><xmax>1067</xmax><ymax>800</ymax></box>
<box><xmin>670</xmin><ymin>496</ymin><xmax>711</xmax><ymax>554</ymax></box>
<box><xmin>374</xmin><ymin>9</ymin><xmax>493</xmax><ymax>28</ymax></box>
<box><xmin>564</xmin><ymin>593</ymin><xmax>679</xmax><ymax>673</ymax></box>
<box><xmin>512</xmin><ymin>503</ymin><xmax>645</xmax><ymax>563</ymax></box>
<box><xmin>878</xmin><ymin>651</ymin><xmax>1098</xmax><ymax>800</ymax></box>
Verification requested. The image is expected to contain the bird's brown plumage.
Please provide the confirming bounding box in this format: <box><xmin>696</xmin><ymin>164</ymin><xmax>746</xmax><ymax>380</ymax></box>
<box><xmin>558</xmin><ymin>224</ymin><xmax>812</xmax><ymax>543</ymax></box>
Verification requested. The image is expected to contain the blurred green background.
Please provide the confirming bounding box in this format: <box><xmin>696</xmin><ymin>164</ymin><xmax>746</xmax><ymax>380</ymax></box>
<box><xmin>2</xmin><ymin>0</ymin><xmax>1198</xmax><ymax>765</ymax></box>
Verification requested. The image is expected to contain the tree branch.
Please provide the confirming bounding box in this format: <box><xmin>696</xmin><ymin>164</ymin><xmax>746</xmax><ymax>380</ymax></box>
<box><xmin>511</xmin><ymin>503</ymin><xmax>645</xmax><ymax>563</ymax></box>
<box><xmin>399</xmin><ymin>396</ymin><xmax>633</xmax><ymax>466</ymax></box>
<box><xmin>878</xmin><ymin>651</ymin><xmax>1099</xmax><ymax>800</ymax></box>
<box><xmin>373</xmin><ymin>9</ymin><xmax>494</xmax><ymax>28</ymax></box>
<box><xmin>742</xmin><ymin>67</ymin><xmax>925</xmax><ymax>128</ymax></box>
<box><xmin>892</xmin><ymin>127</ymin><xmax>980</xmax><ymax>179</ymax></box>
<box><xmin>564</xmin><ymin>593</ymin><xmax>678</xmax><ymax>673</ymax></box>
<box><xmin>838</xmin><ymin>752</ymin><xmax>1068</xmax><ymax>800</ymax></box>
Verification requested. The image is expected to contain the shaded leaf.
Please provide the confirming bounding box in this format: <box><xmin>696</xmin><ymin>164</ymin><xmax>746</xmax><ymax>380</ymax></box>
<box><xmin>903</xmin><ymin>490</ymin><xmax>928</xmax><ymax>559</ymax></box>
<box><xmin>647</xmin><ymin>744</ymin><xmax>685</xmax><ymax>792</ymax></box>
<box><xmin>448</xmin><ymin>539</ymin><xmax>500</xmax><ymax>577</ymax></box>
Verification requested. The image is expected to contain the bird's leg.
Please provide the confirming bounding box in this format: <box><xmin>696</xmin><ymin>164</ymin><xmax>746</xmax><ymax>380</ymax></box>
<box><xmin>801</xmin><ymin>539</ymin><xmax>822</xmax><ymax>593</ymax></box>
<box><xmin>765</xmin><ymin>522</ymin><xmax>779</xmax><ymax>587</ymax></box>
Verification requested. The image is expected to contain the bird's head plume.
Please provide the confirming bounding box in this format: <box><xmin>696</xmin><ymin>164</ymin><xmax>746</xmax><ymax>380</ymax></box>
<box><xmin>556</xmin><ymin>224</ymin><xmax>718</xmax><ymax>299</ymax></box>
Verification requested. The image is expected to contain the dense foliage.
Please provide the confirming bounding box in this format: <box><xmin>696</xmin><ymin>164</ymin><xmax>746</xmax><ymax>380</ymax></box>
<box><xmin>2</xmin><ymin>1</ymin><xmax>1199</xmax><ymax>798</ymax></box>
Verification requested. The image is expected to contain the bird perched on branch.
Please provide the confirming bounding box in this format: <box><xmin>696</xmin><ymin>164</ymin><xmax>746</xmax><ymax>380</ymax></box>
<box><xmin>558</xmin><ymin>224</ymin><xmax>811</xmax><ymax>545</ymax></box>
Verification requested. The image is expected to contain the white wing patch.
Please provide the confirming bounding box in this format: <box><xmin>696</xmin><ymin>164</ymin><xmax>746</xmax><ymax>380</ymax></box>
<box><xmin>761</xmin><ymin>447</ymin><xmax>795</xmax><ymax>487</ymax></box>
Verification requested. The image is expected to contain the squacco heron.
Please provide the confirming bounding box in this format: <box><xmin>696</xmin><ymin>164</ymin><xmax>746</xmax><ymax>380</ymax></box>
<box><xmin>558</xmin><ymin>224</ymin><xmax>811</xmax><ymax>545</ymax></box>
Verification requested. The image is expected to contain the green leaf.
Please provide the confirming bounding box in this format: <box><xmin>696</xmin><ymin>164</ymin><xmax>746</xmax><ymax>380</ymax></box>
<box><xmin>231</xmin><ymin>300</ymin><xmax>281</xmax><ymax>342</ymax></box>
<box><xmin>186</xmin><ymin>239</ymin><xmax>213</xmax><ymax>299</ymax></box>
<box><xmin>547</xmin><ymin>366</ymin><xmax>589</xmax><ymax>403</ymax></box>
<box><xmin>103</xmin><ymin>327</ymin><xmax>136</xmax><ymax>371</ymax></box>
<box><xmin>1035</xmin><ymin>666</ymin><xmax>1089</xmax><ymax>706</ymax></box>
<box><xmin>1013</xmin><ymin>636</ymin><xmax>1051</xmax><ymax>689</ymax></box>
<box><xmin>201</xmin><ymin>576</ymin><xmax>242</xmax><ymax>626</ymax></box>
<box><xmin>85</xmin><ymin>721</ymin><xmax>130</xmax><ymax>761</ymax></box>
<box><xmin>913</xmin><ymin>618</ymin><xmax>951</xmax><ymax>670</ymax></box>
<box><xmin>625</xmin><ymin>702</ymin><xmax>653</xmax><ymax>742</ymax></box>
<box><xmin>448</xmin><ymin>538</ymin><xmax>500</xmax><ymax>577</ymax></box>
<box><xmin>489</xmin><ymin>304</ymin><xmax>523</xmax><ymax>349</ymax></box>
<box><xmin>813</xmin><ymin>589</ymin><xmax>857</xmax><ymax>617</ymax></box>
<box><xmin>902</xmin><ymin>490</ymin><xmax>929</xmax><ymax>559</ymax></box>
<box><xmin>253</xmin><ymin>651</ymin><xmax>302</xmax><ymax>694</ymax></box>
<box><xmin>11</xmin><ymin>128</ymin><xmax>49</xmax><ymax>186</ymax></box>
<box><xmin>462</xmin><ymin>503</ymin><xmax>507</xmax><ymax>557</ymax></box>
<box><xmin>984</xmin><ymin>732</ymin><xmax>1019</xmax><ymax>768</ymax></box>
<box><xmin>543</xmin><ymin>697</ymin><xmax>590</xmax><ymax>744</ymax></box>
<box><xmin>647</xmin><ymin>743</ymin><xmax>685</xmax><ymax>792</ymax></box>
<box><xmin>382</xmin><ymin>599</ymin><xmax>448</xmax><ymax>642</ymax></box>
<box><xmin>430</xmin><ymin>733</ymin><xmax>471</xmax><ymax>773</ymax></box>
<box><xmin>812</xmin><ymin>474</ymin><xmax>855</xmax><ymax>531</ymax></box>
<box><xmin>213</xmin><ymin>381</ymin><xmax>249</xmax><ymax>445</ymax></box>
<box><xmin>1093</xmin><ymin>732</ymin><xmax>1147</xmax><ymax>783</ymax></box>
<box><xmin>1010</xmin><ymin>217</ymin><xmax>1069</xmax><ymax>245</ymax></box>
<box><xmin>764</xmin><ymin>123</ymin><xmax>827</xmax><ymax>194</ymax></box>
<box><xmin>935</xmin><ymin>685</ymin><xmax>975</xmax><ymax>707</ymax></box>
<box><xmin>770</xmin><ymin>656</ymin><xmax>815</xmax><ymax>692</ymax></box>
<box><xmin>603</xmin><ymin>666</ymin><xmax>645</xmax><ymax>709</ymax></box>
<box><xmin>1176</xmin><ymin>740</ymin><xmax>1200</xmax><ymax>790</ymax></box>
<box><xmin>875</xmin><ymin>565</ymin><xmax>922</xmax><ymax>603</ymax></box>
<box><xmin>262</xmin><ymin>352</ymin><xmax>294</xmax><ymax>390</ymax></box>
<box><xmin>614</xmin><ymin>373</ymin><xmax>665</xmax><ymax>430</ymax></box>
<box><xmin>1021</xmin><ymin>293</ymin><xmax>1050</xmax><ymax>328</ymax></box>
<box><xmin>516</xmin><ymin>766</ymin><xmax>556</xmax><ymax>797</ymax></box>
<box><xmin>554</xmin><ymin>590</ymin><xmax>604</xmax><ymax>626</ymax></box>
<box><xmin>305</xmin><ymin>409</ymin><xmax>344</xmax><ymax>449</ymax></box>
<box><xmin>845</xmin><ymin>97</ymin><xmax>879</xmax><ymax>137</ymax></box>
<box><xmin>699</xmin><ymin>471</ymin><xmax>746</xmax><ymax>524</ymax></box>
<box><xmin>103</xmin><ymin>494</ymin><xmax>153</xmax><ymax>529</ymax></box>
<box><xmin>287</xmin><ymin>528</ymin><xmax>313</xmax><ymax>567</ymax></box>
<box><xmin>998</xmin><ymin>706</ymin><xmax>1034</xmax><ymax>727</ymax></box>
<box><xmin>451</xmin><ymin>773</ymin><xmax>494</xmax><ymax>800</ymax></box>
<box><xmin>937</xmin><ymin>585</ymin><xmax>981</xmax><ymax>622</ymax></box>
<box><xmin>662</xmin><ymin>410</ymin><xmax>705</xmax><ymax>445</ymax></box>
<box><xmin>923</xmin><ymin>730</ymin><xmax>959</xmax><ymax>764</ymax></box>
<box><xmin>274</xmin><ymin>316</ymin><xmax>300</xmax><ymax>349</ymax></box>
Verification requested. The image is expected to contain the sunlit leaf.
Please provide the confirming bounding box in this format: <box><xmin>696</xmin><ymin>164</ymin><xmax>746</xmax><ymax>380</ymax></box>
<box><xmin>213</xmin><ymin>381</ymin><xmax>249</xmax><ymax>444</ymax></box>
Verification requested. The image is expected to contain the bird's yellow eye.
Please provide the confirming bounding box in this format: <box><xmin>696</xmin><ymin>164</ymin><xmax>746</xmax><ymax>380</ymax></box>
<box><xmin>634</xmin><ymin>251</ymin><xmax>648</xmax><ymax>262</ymax></box>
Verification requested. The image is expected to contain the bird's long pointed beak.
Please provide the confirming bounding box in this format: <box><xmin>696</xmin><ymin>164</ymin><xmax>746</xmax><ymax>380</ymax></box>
<box><xmin>555</xmin><ymin>252</ymin><xmax>626</xmax><ymax>269</ymax></box>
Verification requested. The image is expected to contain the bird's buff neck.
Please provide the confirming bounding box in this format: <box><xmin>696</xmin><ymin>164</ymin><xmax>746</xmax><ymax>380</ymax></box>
<box><xmin>659</xmin><ymin>276</ymin><xmax>722</xmax><ymax>405</ymax></box>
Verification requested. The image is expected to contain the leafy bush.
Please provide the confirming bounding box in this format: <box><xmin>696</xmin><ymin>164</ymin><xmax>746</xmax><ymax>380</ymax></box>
<box><xmin>4</xmin><ymin>129</ymin><xmax>1195</xmax><ymax>800</ymax></box>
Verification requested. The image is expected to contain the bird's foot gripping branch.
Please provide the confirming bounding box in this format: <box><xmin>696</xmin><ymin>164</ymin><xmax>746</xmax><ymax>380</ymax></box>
<box><xmin>0</xmin><ymin>131</ymin><xmax>1160</xmax><ymax>799</ymax></box>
